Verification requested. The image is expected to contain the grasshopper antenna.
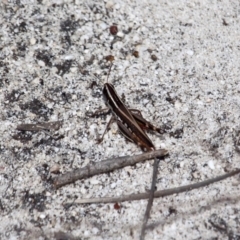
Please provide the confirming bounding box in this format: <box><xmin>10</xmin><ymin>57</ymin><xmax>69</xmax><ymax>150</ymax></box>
<box><xmin>106</xmin><ymin>62</ymin><xmax>113</xmax><ymax>83</ymax></box>
<box><xmin>91</xmin><ymin>61</ymin><xmax>113</xmax><ymax>85</ymax></box>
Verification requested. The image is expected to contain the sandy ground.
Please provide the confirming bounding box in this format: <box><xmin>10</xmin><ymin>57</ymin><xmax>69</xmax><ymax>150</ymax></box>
<box><xmin>1</xmin><ymin>0</ymin><xmax>240</xmax><ymax>239</ymax></box>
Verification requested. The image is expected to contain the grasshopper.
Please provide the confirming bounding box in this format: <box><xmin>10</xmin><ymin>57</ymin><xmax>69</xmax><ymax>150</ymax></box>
<box><xmin>98</xmin><ymin>64</ymin><xmax>164</xmax><ymax>149</ymax></box>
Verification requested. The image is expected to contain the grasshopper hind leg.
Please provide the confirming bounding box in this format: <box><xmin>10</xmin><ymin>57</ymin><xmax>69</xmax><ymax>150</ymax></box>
<box><xmin>117</xmin><ymin>120</ymin><xmax>154</xmax><ymax>152</ymax></box>
<box><xmin>129</xmin><ymin>109</ymin><xmax>165</xmax><ymax>134</ymax></box>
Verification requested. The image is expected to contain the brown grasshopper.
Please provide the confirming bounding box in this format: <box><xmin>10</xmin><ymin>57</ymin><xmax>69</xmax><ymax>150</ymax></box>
<box><xmin>98</xmin><ymin>64</ymin><xmax>164</xmax><ymax>149</ymax></box>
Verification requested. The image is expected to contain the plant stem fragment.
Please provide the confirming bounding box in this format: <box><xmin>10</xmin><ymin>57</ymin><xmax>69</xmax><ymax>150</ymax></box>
<box><xmin>53</xmin><ymin>149</ymin><xmax>168</xmax><ymax>189</ymax></box>
<box><xmin>67</xmin><ymin>168</ymin><xmax>240</xmax><ymax>204</ymax></box>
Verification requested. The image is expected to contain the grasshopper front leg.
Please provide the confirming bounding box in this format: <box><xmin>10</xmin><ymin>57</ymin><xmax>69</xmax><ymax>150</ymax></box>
<box><xmin>97</xmin><ymin>116</ymin><xmax>115</xmax><ymax>143</ymax></box>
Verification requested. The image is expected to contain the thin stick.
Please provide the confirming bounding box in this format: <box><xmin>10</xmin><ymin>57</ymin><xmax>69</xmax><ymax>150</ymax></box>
<box><xmin>68</xmin><ymin>168</ymin><xmax>240</xmax><ymax>204</ymax></box>
<box><xmin>140</xmin><ymin>157</ymin><xmax>161</xmax><ymax>240</ymax></box>
<box><xmin>16</xmin><ymin>121</ymin><xmax>63</xmax><ymax>131</ymax></box>
<box><xmin>53</xmin><ymin>149</ymin><xmax>168</xmax><ymax>189</ymax></box>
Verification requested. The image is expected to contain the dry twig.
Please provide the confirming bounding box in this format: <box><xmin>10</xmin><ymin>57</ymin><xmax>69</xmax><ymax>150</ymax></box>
<box><xmin>16</xmin><ymin>121</ymin><xmax>63</xmax><ymax>131</ymax></box>
<box><xmin>140</xmin><ymin>157</ymin><xmax>161</xmax><ymax>240</ymax></box>
<box><xmin>53</xmin><ymin>149</ymin><xmax>168</xmax><ymax>189</ymax></box>
<box><xmin>65</xmin><ymin>168</ymin><xmax>240</xmax><ymax>204</ymax></box>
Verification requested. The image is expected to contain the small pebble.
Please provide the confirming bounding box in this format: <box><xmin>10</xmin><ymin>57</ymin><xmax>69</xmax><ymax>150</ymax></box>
<box><xmin>50</xmin><ymin>164</ymin><xmax>60</xmax><ymax>174</ymax></box>
<box><xmin>38</xmin><ymin>60</ymin><xmax>45</xmax><ymax>67</ymax></box>
<box><xmin>208</xmin><ymin>160</ymin><xmax>215</xmax><ymax>170</ymax></box>
<box><xmin>30</xmin><ymin>38</ymin><xmax>36</xmax><ymax>45</ymax></box>
<box><xmin>110</xmin><ymin>25</ymin><xmax>118</xmax><ymax>35</ymax></box>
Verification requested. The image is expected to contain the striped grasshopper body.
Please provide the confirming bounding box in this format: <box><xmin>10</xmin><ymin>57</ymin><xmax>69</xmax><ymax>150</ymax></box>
<box><xmin>103</xmin><ymin>83</ymin><xmax>156</xmax><ymax>151</ymax></box>
<box><xmin>101</xmin><ymin>82</ymin><xmax>164</xmax><ymax>151</ymax></box>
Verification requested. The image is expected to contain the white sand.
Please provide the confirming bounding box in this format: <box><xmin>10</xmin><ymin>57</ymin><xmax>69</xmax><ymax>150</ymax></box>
<box><xmin>0</xmin><ymin>0</ymin><xmax>240</xmax><ymax>239</ymax></box>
